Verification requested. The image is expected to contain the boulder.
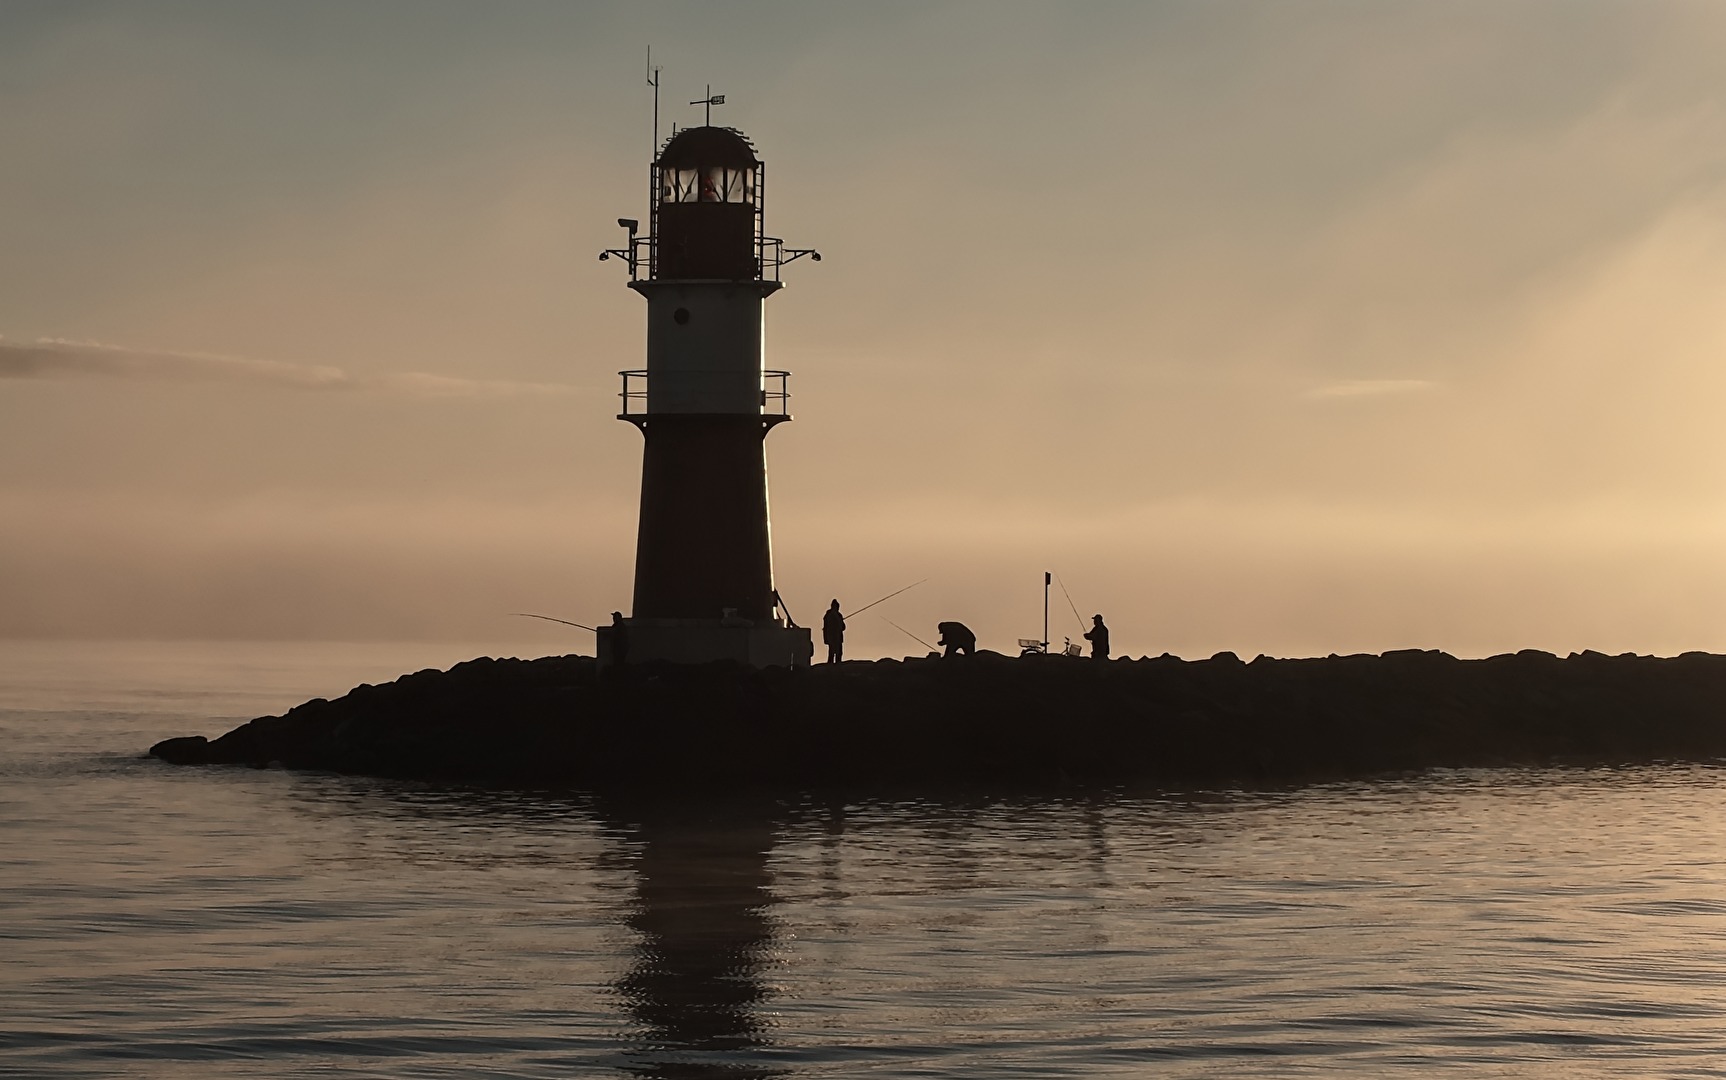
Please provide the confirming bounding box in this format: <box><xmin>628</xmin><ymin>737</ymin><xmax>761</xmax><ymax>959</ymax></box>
<box><xmin>148</xmin><ymin>735</ymin><xmax>209</xmax><ymax>764</ymax></box>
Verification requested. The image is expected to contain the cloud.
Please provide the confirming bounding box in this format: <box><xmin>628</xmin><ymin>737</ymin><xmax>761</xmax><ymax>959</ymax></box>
<box><xmin>1304</xmin><ymin>378</ymin><xmax>1438</xmax><ymax>400</ymax></box>
<box><xmin>0</xmin><ymin>338</ymin><xmax>579</xmax><ymax>398</ymax></box>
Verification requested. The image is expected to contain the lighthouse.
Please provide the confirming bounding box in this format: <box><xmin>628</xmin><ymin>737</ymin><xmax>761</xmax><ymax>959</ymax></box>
<box><xmin>596</xmin><ymin>124</ymin><xmax>818</xmax><ymax>668</ymax></box>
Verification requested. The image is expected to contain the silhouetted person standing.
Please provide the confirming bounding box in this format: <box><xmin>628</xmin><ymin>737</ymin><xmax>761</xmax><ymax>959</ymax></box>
<box><xmin>1083</xmin><ymin>614</ymin><xmax>1110</xmax><ymax>660</ymax></box>
<box><xmin>611</xmin><ymin>611</ymin><xmax>630</xmax><ymax>664</ymax></box>
<box><xmin>822</xmin><ymin>599</ymin><xmax>845</xmax><ymax>663</ymax></box>
<box><xmin>937</xmin><ymin>621</ymin><xmax>976</xmax><ymax>657</ymax></box>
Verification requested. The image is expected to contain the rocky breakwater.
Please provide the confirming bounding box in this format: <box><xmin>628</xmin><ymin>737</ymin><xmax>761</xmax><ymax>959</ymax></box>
<box><xmin>149</xmin><ymin>649</ymin><xmax>1726</xmax><ymax>788</ymax></box>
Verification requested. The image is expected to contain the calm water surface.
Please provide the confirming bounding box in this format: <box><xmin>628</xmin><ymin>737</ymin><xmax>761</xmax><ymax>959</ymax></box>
<box><xmin>6</xmin><ymin>640</ymin><xmax>1726</xmax><ymax>1077</ymax></box>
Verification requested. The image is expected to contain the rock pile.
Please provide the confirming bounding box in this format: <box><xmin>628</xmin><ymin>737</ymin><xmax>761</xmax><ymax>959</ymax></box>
<box><xmin>150</xmin><ymin>649</ymin><xmax>1726</xmax><ymax>788</ymax></box>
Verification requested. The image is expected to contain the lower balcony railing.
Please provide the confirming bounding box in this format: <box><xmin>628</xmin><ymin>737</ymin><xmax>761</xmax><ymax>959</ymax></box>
<box><xmin>619</xmin><ymin>369</ymin><xmax>790</xmax><ymax>418</ymax></box>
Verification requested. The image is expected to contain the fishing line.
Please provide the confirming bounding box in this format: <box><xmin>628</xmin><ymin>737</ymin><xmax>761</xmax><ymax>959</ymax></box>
<box><xmin>845</xmin><ymin>578</ymin><xmax>927</xmax><ymax>620</ymax></box>
<box><xmin>510</xmin><ymin>613</ymin><xmax>597</xmax><ymax>632</ymax></box>
<box><xmin>881</xmin><ymin>616</ymin><xmax>935</xmax><ymax>652</ymax></box>
<box><xmin>1053</xmin><ymin>573</ymin><xmax>1086</xmax><ymax>634</ymax></box>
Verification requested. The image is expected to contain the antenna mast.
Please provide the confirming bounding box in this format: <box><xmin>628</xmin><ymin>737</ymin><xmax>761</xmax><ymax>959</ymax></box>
<box><xmin>647</xmin><ymin>48</ymin><xmax>661</xmax><ymax>154</ymax></box>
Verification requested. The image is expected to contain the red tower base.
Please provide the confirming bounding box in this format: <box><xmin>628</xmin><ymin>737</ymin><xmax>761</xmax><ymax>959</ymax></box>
<box><xmin>630</xmin><ymin>414</ymin><xmax>778</xmax><ymax>622</ymax></box>
<box><xmin>608</xmin><ymin>410</ymin><xmax>808</xmax><ymax>669</ymax></box>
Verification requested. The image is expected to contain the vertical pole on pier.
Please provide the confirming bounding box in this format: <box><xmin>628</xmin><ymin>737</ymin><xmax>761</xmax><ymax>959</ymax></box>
<box><xmin>1043</xmin><ymin>571</ymin><xmax>1051</xmax><ymax>654</ymax></box>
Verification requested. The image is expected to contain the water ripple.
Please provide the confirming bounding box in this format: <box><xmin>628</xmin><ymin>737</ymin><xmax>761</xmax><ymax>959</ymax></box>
<box><xmin>10</xmin><ymin>644</ymin><xmax>1726</xmax><ymax>1077</ymax></box>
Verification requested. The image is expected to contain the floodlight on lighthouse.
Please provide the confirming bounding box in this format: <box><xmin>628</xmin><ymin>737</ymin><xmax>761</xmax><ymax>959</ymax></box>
<box><xmin>600</xmin><ymin>219</ymin><xmax>645</xmax><ymax>273</ymax></box>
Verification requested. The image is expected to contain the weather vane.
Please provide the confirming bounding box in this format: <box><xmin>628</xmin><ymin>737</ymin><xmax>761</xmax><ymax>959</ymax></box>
<box><xmin>691</xmin><ymin>84</ymin><xmax>725</xmax><ymax>126</ymax></box>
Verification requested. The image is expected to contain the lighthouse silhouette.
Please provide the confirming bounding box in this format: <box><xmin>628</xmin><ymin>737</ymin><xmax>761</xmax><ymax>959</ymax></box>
<box><xmin>597</xmin><ymin>122</ymin><xmax>819</xmax><ymax>669</ymax></box>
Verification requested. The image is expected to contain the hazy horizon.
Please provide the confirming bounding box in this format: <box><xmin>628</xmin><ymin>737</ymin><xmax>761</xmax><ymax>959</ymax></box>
<box><xmin>6</xmin><ymin>1</ymin><xmax>1726</xmax><ymax>660</ymax></box>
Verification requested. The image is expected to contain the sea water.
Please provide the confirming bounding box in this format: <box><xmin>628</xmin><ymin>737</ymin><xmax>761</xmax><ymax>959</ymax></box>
<box><xmin>5</xmin><ymin>640</ymin><xmax>1726</xmax><ymax>1078</ymax></box>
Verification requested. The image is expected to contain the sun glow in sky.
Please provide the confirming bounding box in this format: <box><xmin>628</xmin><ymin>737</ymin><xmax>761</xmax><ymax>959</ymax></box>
<box><xmin>5</xmin><ymin>1</ymin><xmax>1726</xmax><ymax>659</ymax></box>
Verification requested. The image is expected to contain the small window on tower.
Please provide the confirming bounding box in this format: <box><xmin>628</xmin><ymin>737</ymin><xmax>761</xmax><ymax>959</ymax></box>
<box><xmin>662</xmin><ymin>169</ymin><xmax>701</xmax><ymax>203</ymax></box>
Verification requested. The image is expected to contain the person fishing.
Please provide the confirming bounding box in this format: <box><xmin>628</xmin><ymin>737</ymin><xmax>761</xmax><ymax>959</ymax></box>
<box><xmin>937</xmin><ymin>621</ymin><xmax>976</xmax><ymax>658</ymax></box>
<box><xmin>1083</xmin><ymin>614</ymin><xmax>1110</xmax><ymax>660</ymax></box>
<box><xmin>609</xmin><ymin>611</ymin><xmax>630</xmax><ymax>665</ymax></box>
<box><xmin>822</xmin><ymin>599</ymin><xmax>846</xmax><ymax>663</ymax></box>
<box><xmin>834</xmin><ymin>579</ymin><xmax>927</xmax><ymax>661</ymax></box>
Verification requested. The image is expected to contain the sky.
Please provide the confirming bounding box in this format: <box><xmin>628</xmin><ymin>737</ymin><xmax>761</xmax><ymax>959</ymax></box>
<box><xmin>4</xmin><ymin>0</ymin><xmax>1726</xmax><ymax>660</ymax></box>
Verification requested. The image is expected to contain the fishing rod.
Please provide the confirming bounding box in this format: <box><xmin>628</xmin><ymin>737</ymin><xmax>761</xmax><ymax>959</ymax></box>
<box><xmin>1053</xmin><ymin>572</ymin><xmax>1087</xmax><ymax>634</ymax></box>
<box><xmin>510</xmin><ymin>612</ymin><xmax>597</xmax><ymax>632</ymax></box>
<box><xmin>844</xmin><ymin>578</ymin><xmax>927</xmax><ymax>620</ymax></box>
<box><xmin>881</xmin><ymin>616</ymin><xmax>935</xmax><ymax>652</ymax></box>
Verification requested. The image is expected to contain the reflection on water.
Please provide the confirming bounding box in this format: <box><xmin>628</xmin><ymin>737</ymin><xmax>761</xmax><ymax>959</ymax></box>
<box><xmin>605</xmin><ymin>800</ymin><xmax>786</xmax><ymax>1079</ymax></box>
<box><xmin>273</xmin><ymin>785</ymin><xmax>792</xmax><ymax>1077</ymax></box>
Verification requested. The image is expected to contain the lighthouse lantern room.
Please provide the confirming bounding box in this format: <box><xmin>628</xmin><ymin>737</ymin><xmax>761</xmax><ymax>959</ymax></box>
<box><xmin>596</xmin><ymin>123</ymin><xmax>819</xmax><ymax>668</ymax></box>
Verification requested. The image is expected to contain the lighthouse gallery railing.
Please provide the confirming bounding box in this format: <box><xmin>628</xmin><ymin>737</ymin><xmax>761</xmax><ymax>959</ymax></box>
<box><xmin>619</xmin><ymin>369</ymin><xmax>790</xmax><ymax>418</ymax></box>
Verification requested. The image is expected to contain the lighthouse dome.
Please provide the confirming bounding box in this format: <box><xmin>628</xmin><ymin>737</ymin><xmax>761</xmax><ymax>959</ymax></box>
<box><xmin>658</xmin><ymin>127</ymin><xmax>759</xmax><ymax>208</ymax></box>
<box><xmin>656</xmin><ymin>126</ymin><xmax>758</xmax><ymax>169</ymax></box>
<box><xmin>654</xmin><ymin>126</ymin><xmax>760</xmax><ymax>278</ymax></box>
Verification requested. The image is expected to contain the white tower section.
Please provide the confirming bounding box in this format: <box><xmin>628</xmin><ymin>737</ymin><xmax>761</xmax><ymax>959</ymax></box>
<box><xmin>635</xmin><ymin>280</ymin><xmax>776</xmax><ymax>415</ymax></box>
